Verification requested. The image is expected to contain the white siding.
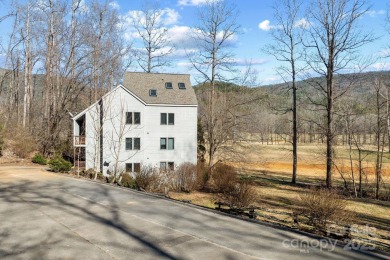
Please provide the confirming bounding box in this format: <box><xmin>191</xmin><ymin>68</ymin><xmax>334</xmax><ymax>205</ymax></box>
<box><xmin>77</xmin><ymin>86</ymin><xmax>197</xmax><ymax>174</ymax></box>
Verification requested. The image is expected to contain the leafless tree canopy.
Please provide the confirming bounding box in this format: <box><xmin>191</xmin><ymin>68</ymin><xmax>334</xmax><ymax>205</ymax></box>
<box><xmin>304</xmin><ymin>0</ymin><xmax>374</xmax><ymax>188</ymax></box>
<box><xmin>131</xmin><ymin>0</ymin><xmax>173</xmax><ymax>73</ymax></box>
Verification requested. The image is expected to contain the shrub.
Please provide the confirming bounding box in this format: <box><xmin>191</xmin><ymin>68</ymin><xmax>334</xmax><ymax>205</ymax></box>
<box><xmin>32</xmin><ymin>153</ymin><xmax>47</xmax><ymax>165</ymax></box>
<box><xmin>219</xmin><ymin>180</ymin><xmax>257</xmax><ymax>209</ymax></box>
<box><xmin>134</xmin><ymin>165</ymin><xmax>159</xmax><ymax>191</ymax></box>
<box><xmin>174</xmin><ymin>163</ymin><xmax>199</xmax><ymax>192</ymax></box>
<box><xmin>84</xmin><ymin>168</ymin><xmax>96</xmax><ymax>179</ymax></box>
<box><xmin>295</xmin><ymin>188</ymin><xmax>353</xmax><ymax>230</ymax></box>
<box><xmin>120</xmin><ymin>173</ymin><xmax>137</xmax><ymax>189</ymax></box>
<box><xmin>7</xmin><ymin>127</ymin><xmax>36</xmax><ymax>158</ymax></box>
<box><xmin>212</xmin><ymin>163</ymin><xmax>237</xmax><ymax>193</ymax></box>
<box><xmin>197</xmin><ymin>162</ymin><xmax>209</xmax><ymax>190</ymax></box>
<box><xmin>48</xmin><ymin>157</ymin><xmax>72</xmax><ymax>173</ymax></box>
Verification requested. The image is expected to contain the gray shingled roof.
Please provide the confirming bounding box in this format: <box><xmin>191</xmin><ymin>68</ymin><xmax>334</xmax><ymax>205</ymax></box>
<box><xmin>123</xmin><ymin>72</ymin><xmax>198</xmax><ymax>105</ymax></box>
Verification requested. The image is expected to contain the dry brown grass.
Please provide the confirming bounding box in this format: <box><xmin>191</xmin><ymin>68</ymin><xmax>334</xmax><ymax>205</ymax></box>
<box><xmin>171</xmin><ymin>143</ymin><xmax>390</xmax><ymax>250</ymax></box>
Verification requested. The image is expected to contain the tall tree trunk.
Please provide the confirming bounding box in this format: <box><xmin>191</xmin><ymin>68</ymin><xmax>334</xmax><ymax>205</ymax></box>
<box><xmin>23</xmin><ymin>2</ymin><xmax>32</xmax><ymax>128</ymax></box>
<box><xmin>326</xmin><ymin>73</ymin><xmax>334</xmax><ymax>189</ymax></box>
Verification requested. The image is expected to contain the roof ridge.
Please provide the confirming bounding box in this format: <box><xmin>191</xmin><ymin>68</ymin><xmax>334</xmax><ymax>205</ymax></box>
<box><xmin>124</xmin><ymin>71</ymin><xmax>190</xmax><ymax>76</ymax></box>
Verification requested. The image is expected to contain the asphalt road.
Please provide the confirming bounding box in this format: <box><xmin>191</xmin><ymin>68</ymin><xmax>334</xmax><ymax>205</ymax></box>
<box><xmin>0</xmin><ymin>165</ymin><xmax>387</xmax><ymax>259</ymax></box>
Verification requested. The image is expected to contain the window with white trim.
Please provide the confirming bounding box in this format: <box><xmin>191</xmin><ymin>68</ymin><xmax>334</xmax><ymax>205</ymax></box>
<box><xmin>160</xmin><ymin>161</ymin><xmax>174</xmax><ymax>171</ymax></box>
<box><xmin>160</xmin><ymin>138</ymin><xmax>174</xmax><ymax>150</ymax></box>
<box><xmin>125</xmin><ymin>138</ymin><xmax>141</xmax><ymax>150</ymax></box>
<box><xmin>125</xmin><ymin>163</ymin><xmax>141</xmax><ymax>173</ymax></box>
<box><xmin>161</xmin><ymin>113</ymin><xmax>174</xmax><ymax>125</ymax></box>
<box><xmin>126</xmin><ymin>112</ymin><xmax>141</xmax><ymax>125</ymax></box>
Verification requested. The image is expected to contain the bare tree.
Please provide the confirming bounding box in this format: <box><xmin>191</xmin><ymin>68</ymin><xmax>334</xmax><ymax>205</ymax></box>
<box><xmin>304</xmin><ymin>0</ymin><xmax>373</xmax><ymax>188</ymax></box>
<box><xmin>373</xmin><ymin>77</ymin><xmax>386</xmax><ymax>199</ymax></box>
<box><xmin>131</xmin><ymin>0</ymin><xmax>173</xmax><ymax>73</ymax></box>
<box><xmin>265</xmin><ymin>0</ymin><xmax>304</xmax><ymax>184</ymax></box>
<box><xmin>189</xmin><ymin>0</ymin><xmax>240</xmax><ymax>169</ymax></box>
<box><xmin>22</xmin><ymin>1</ymin><xmax>33</xmax><ymax>128</ymax></box>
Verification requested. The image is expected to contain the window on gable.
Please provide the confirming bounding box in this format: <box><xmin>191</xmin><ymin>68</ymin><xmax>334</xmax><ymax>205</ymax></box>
<box><xmin>126</xmin><ymin>163</ymin><xmax>141</xmax><ymax>173</ymax></box>
<box><xmin>161</xmin><ymin>113</ymin><xmax>167</xmax><ymax>125</ymax></box>
<box><xmin>134</xmin><ymin>138</ymin><xmax>140</xmax><ymax>150</ymax></box>
<box><xmin>149</xmin><ymin>89</ymin><xmax>157</xmax><ymax>96</ymax></box>
<box><xmin>134</xmin><ymin>163</ymin><xmax>141</xmax><ymax>173</ymax></box>
<box><xmin>126</xmin><ymin>138</ymin><xmax>140</xmax><ymax>150</ymax></box>
<box><xmin>126</xmin><ymin>112</ymin><xmax>132</xmax><ymax>124</ymax></box>
<box><xmin>165</xmin><ymin>82</ymin><xmax>173</xmax><ymax>89</ymax></box>
<box><xmin>178</xmin><ymin>82</ymin><xmax>186</xmax><ymax>89</ymax></box>
<box><xmin>126</xmin><ymin>112</ymin><xmax>141</xmax><ymax>125</ymax></box>
<box><xmin>125</xmin><ymin>138</ymin><xmax>132</xmax><ymax>150</ymax></box>
<box><xmin>126</xmin><ymin>163</ymin><xmax>132</xmax><ymax>173</ymax></box>
<box><xmin>160</xmin><ymin>138</ymin><xmax>167</xmax><ymax>149</ymax></box>
<box><xmin>134</xmin><ymin>112</ymin><xmax>141</xmax><ymax>124</ymax></box>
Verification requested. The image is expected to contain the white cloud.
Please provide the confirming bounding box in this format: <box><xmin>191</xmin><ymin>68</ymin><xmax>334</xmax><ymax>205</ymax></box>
<box><xmin>122</xmin><ymin>8</ymin><xmax>180</xmax><ymax>27</ymax></box>
<box><xmin>366</xmin><ymin>10</ymin><xmax>386</xmax><ymax>17</ymax></box>
<box><xmin>233</xmin><ymin>58</ymin><xmax>268</xmax><ymax>66</ymax></box>
<box><xmin>163</xmin><ymin>8</ymin><xmax>180</xmax><ymax>25</ymax></box>
<box><xmin>379</xmin><ymin>48</ymin><xmax>390</xmax><ymax>58</ymax></box>
<box><xmin>258</xmin><ymin>20</ymin><xmax>273</xmax><ymax>31</ymax></box>
<box><xmin>369</xmin><ymin>62</ymin><xmax>390</xmax><ymax>71</ymax></box>
<box><xmin>178</xmin><ymin>0</ymin><xmax>221</xmax><ymax>6</ymax></box>
<box><xmin>167</xmin><ymin>25</ymin><xmax>199</xmax><ymax>49</ymax></box>
<box><xmin>109</xmin><ymin>1</ymin><xmax>120</xmax><ymax>10</ymax></box>
<box><xmin>294</xmin><ymin>18</ymin><xmax>311</xmax><ymax>29</ymax></box>
<box><xmin>259</xmin><ymin>18</ymin><xmax>310</xmax><ymax>31</ymax></box>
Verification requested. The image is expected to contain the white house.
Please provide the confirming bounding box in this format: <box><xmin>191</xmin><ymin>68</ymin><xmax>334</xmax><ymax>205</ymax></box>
<box><xmin>72</xmin><ymin>72</ymin><xmax>198</xmax><ymax>175</ymax></box>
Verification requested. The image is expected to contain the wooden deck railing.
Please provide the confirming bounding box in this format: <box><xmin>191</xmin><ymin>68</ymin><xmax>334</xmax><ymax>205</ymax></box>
<box><xmin>74</xmin><ymin>136</ymin><xmax>86</xmax><ymax>145</ymax></box>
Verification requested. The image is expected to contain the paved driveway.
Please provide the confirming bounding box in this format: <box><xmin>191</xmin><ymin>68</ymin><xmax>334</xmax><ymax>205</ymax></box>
<box><xmin>0</xmin><ymin>165</ymin><xmax>387</xmax><ymax>259</ymax></box>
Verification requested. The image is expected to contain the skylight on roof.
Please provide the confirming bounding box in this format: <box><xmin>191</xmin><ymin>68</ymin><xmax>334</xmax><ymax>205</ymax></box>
<box><xmin>165</xmin><ymin>82</ymin><xmax>173</xmax><ymax>89</ymax></box>
<box><xmin>178</xmin><ymin>82</ymin><xmax>186</xmax><ymax>89</ymax></box>
<box><xmin>149</xmin><ymin>89</ymin><xmax>157</xmax><ymax>97</ymax></box>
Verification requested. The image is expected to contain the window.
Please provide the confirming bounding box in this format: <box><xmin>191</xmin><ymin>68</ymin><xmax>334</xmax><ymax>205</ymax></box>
<box><xmin>134</xmin><ymin>163</ymin><xmax>141</xmax><ymax>173</ymax></box>
<box><xmin>161</xmin><ymin>138</ymin><xmax>174</xmax><ymax>150</ymax></box>
<box><xmin>126</xmin><ymin>112</ymin><xmax>141</xmax><ymax>124</ymax></box>
<box><xmin>178</xmin><ymin>82</ymin><xmax>186</xmax><ymax>89</ymax></box>
<box><xmin>126</xmin><ymin>138</ymin><xmax>140</xmax><ymax>150</ymax></box>
<box><xmin>134</xmin><ymin>138</ymin><xmax>140</xmax><ymax>150</ymax></box>
<box><xmin>125</xmin><ymin>138</ymin><xmax>132</xmax><ymax>150</ymax></box>
<box><xmin>160</xmin><ymin>138</ymin><xmax>167</xmax><ymax>149</ymax></box>
<box><xmin>126</xmin><ymin>163</ymin><xmax>141</xmax><ymax>173</ymax></box>
<box><xmin>161</xmin><ymin>113</ymin><xmax>174</xmax><ymax>125</ymax></box>
<box><xmin>168</xmin><ymin>113</ymin><xmax>174</xmax><ymax>125</ymax></box>
<box><xmin>149</xmin><ymin>89</ymin><xmax>157</xmax><ymax>96</ymax></box>
<box><xmin>126</xmin><ymin>163</ymin><xmax>132</xmax><ymax>173</ymax></box>
<box><xmin>168</xmin><ymin>138</ymin><xmax>174</xmax><ymax>150</ymax></box>
<box><xmin>160</xmin><ymin>113</ymin><xmax>167</xmax><ymax>125</ymax></box>
<box><xmin>126</xmin><ymin>112</ymin><xmax>132</xmax><ymax>124</ymax></box>
<box><xmin>160</xmin><ymin>162</ymin><xmax>167</xmax><ymax>171</ymax></box>
<box><xmin>168</xmin><ymin>162</ymin><xmax>174</xmax><ymax>171</ymax></box>
<box><xmin>165</xmin><ymin>82</ymin><xmax>173</xmax><ymax>89</ymax></box>
<box><xmin>134</xmin><ymin>112</ymin><xmax>141</xmax><ymax>124</ymax></box>
<box><xmin>160</xmin><ymin>162</ymin><xmax>174</xmax><ymax>172</ymax></box>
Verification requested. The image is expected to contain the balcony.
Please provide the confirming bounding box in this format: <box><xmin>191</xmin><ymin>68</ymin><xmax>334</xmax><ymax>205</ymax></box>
<box><xmin>74</xmin><ymin>136</ymin><xmax>86</xmax><ymax>146</ymax></box>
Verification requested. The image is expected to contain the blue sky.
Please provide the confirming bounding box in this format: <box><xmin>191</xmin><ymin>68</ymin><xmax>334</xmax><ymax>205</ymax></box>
<box><xmin>0</xmin><ymin>0</ymin><xmax>389</xmax><ymax>86</ymax></box>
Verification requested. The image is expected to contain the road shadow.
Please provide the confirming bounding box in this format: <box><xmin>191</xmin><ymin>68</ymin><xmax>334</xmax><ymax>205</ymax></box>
<box><xmin>0</xmin><ymin>178</ymin><xmax>178</xmax><ymax>259</ymax></box>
